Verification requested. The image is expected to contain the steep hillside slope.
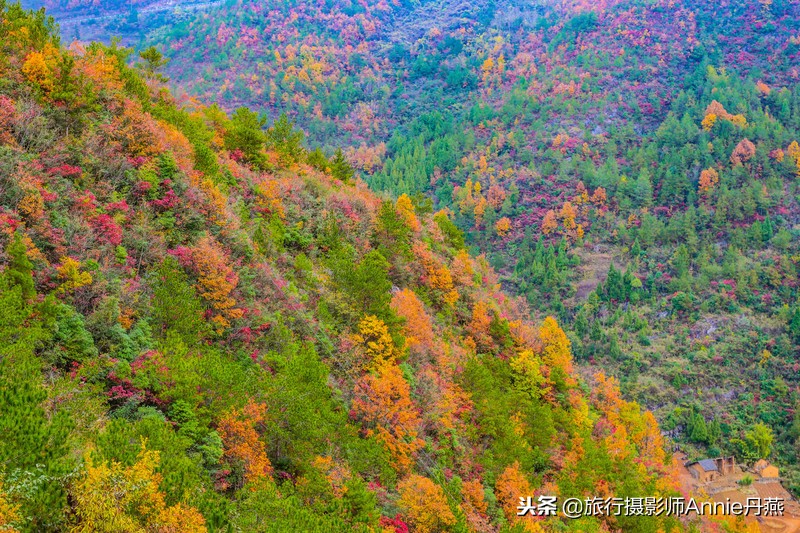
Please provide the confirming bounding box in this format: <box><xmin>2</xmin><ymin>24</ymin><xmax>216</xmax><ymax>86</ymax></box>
<box><xmin>0</xmin><ymin>5</ymin><xmax>693</xmax><ymax>532</ymax></box>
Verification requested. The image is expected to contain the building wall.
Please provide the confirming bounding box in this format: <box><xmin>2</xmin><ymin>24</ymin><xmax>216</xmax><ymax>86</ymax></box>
<box><xmin>689</xmin><ymin>465</ymin><xmax>718</xmax><ymax>483</ymax></box>
<box><xmin>760</xmin><ymin>465</ymin><xmax>779</xmax><ymax>479</ymax></box>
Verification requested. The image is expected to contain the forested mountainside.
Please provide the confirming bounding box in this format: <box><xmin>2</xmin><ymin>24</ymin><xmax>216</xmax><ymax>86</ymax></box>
<box><xmin>113</xmin><ymin>0</ymin><xmax>800</xmax><ymax>497</ymax></box>
<box><xmin>0</xmin><ymin>4</ymin><xmax>713</xmax><ymax>532</ymax></box>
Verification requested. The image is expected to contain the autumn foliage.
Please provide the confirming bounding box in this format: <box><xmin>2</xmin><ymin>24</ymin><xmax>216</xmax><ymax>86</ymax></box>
<box><xmin>704</xmin><ymin>100</ymin><xmax>747</xmax><ymax>129</ymax></box>
<box><xmin>413</xmin><ymin>241</ymin><xmax>459</xmax><ymax>306</ymax></box>
<box><xmin>730</xmin><ymin>138</ymin><xmax>756</xmax><ymax>165</ymax></box>
<box><xmin>390</xmin><ymin>289</ymin><xmax>435</xmax><ymax>357</ymax></box>
<box><xmin>541</xmin><ymin>210</ymin><xmax>557</xmax><ymax>234</ymax></box>
<box><xmin>352</xmin><ymin>365</ymin><xmax>424</xmax><ymax>473</ymax></box>
<box><xmin>698</xmin><ymin>167</ymin><xmax>719</xmax><ymax>194</ymax></box>
<box><xmin>191</xmin><ymin>236</ymin><xmax>243</xmax><ymax>331</ymax></box>
<box><xmin>71</xmin><ymin>442</ymin><xmax>207</xmax><ymax>532</ymax></box>
<box><xmin>495</xmin><ymin>462</ymin><xmax>542</xmax><ymax>531</ymax></box>
<box><xmin>495</xmin><ymin>216</ymin><xmax>511</xmax><ymax>236</ymax></box>
<box><xmin>468</xmin><ymin>300</ymin><xmax>494</xmax><ymax>352</ymax></box>
<box><xmin>352</xmin><ymin>314</ymin><xmax>399</xmax><ymax>370</ymax></box>
<box><xmin>539</xmin><ymin>316</ymin><xmax>575</xmax><ymax>382</ymax></box>
<box><xmin>217</xmin><ymin>401</ymin><xmax>273</xmax><ymax>488</ymax></box>
<box><xmin>0</xmin><ymin>3</ymin><xmax>706</xmax><ymax>530</ymax></box>
<box><xmin>56</xmin><ymin>256</ymin><xmax>92</xmax><ymax>294</ymax></box>
<box><xmin>395</xmin><ymin>193</ymin><xmax>421</xmax><ymax>232</ymax></box>
<box><xmin>396</xmin><ymin>475</ymin><xmax>456</xmax><ymax>533</ymax></box>
<box><xmin>0</xmin><ymin>482</ymin><xmax>19</xmax><ymax>533</ymax></box>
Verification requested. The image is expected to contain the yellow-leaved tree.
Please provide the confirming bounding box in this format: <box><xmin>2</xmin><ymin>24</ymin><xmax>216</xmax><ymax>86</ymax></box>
<box><xmin>395</xmin><ymin>193</ymin><xmax>421</xmax><ymax>232</ymax></box>
<box><xmin>397</xmin><ymin>474</ymin><xmax>456</xmax><ymax>533</ymax></box>
<box><xmin>22</xmin><ymin>49</ymin><xmax>55</xmax><ymax>93</ymax></box>
<box><xmin>71</xmin><ymin>441</ymin><xmax>207</xmax><ymax>532</ymax></box>
<box><xmin>510</xmin><ymin>349</ymin><xmax>548</xmax><ymax>400</ymax></box>
<box><xmin>0</xmin><ymin>480</ymin><xmax>19</xmax><ymax>533</ymax></box>
<box><xmin>539</xmin><ymin>316</ymin><xmax>575</xmax><ymax>389</ymax></box>
<box><xmin>56</xmin><ymin>256</ymin><xmax>92</xmax><ymax>294</ymax></box>
<box><xmin>352</xmin><ymin>314</ymin><xmax>399</xmax><ymax>370</ymax></box>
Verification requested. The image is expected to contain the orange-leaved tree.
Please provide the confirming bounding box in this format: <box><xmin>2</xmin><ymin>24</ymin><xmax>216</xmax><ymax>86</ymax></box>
<box><xmin>495</xmin><ymin>216</ymin><xmax>511</xmax><ymax>237</ymax></box>
<box><xmin>495</xmin><ymin>461</ymin><xmax>544</xmax><ymax>532</ymax></box>
<box><xmin>487</xmin><ymin>183</ymin><xmax>506</xmax><ymax>209</ymax></box>
<box><xmin>110</xmin><ymin>100</ymin><xmax>162</xmax><ymax>158</ymax></box>
<box><xmin>217</xmin><ymin>400</ymin><xmax>273</xmax><ymax>489</ymax></box>
<box><xmin>390</xmin><ymin>289</ymin><xmax>435</xmax><ymax>358</ymax></box>
<box><xmin>468</xmin><ymin>300</ymin><xmax>493</xmax><ymax>352</ymax></box>
<box><xmin>698</xmin><ymin>167</ymin><xmax>719</xmax><ymax>195</ymax></box>
<box><xmin>451</xmin><ymin>249</ymin><xmax>475</xmax><ymax>287</ymax></box>
<box><xmin>730</xmin><ymin>138</ymin><xmax>756</xmax><ymax>165</ymax></box>
<box><xmin>541</xmin><ymin>210</ymin><xmax>557</xmax><ymax>235</ymax></box>
<box><xmin>590</xmin><ymin>187</ymin><xmax>607</xmax><ymax>206</ymax></box>
<box><xmin>592</xmin><ymin>373</ymin><xmax>671</xmax><ymax>474</ymax></box>
<box><xmin>396</xmin><ymin>474</ymin><xmax>456</xmax><ymax>533</ymax></box>
<box><xmin>461</xmin><ymin>478</ymin><xmax>490</xmax><ymax>532</ymax></box>
<box><xmin>191</xmin><ymin>235</ymin><xmax>243</xmax><ymax>331</ymax></box>
<box><xmin>352</xmin><ymin>365</ymin><xmax>423</xmax><ymax>473</ymax></box>
<box><xmin>559</xmin><ymin>201</ymin><xmax>577</xmax><ymax>230</ymax></box>
<box><xmin>413</xmin><ymin>242</ymin><xmax>459</xmax><ymax>306</ymax></box>
<box><xmin>704</xmin><ymin>100</ymin><xmax>746</xmax><ymax>129</ymax></box>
